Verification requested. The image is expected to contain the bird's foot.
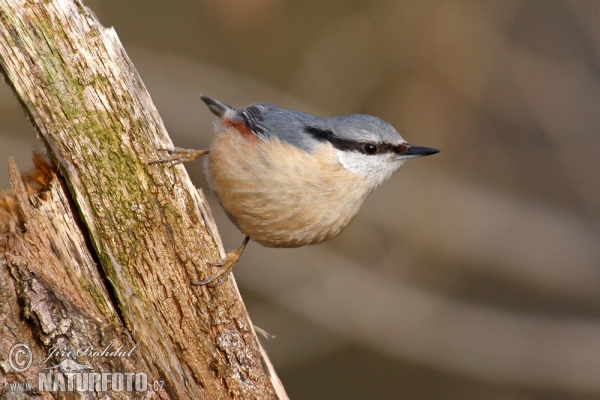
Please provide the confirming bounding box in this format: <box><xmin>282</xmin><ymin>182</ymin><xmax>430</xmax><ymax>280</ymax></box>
<box><xmin>191</xmin><ymin>237</ymin><xmax>250</xmax><ymax>287</ymax></box>
<box><xmin>149</xmin><ymin>147</ymin><xmax>209</xmax><ymax>166</ymax></box>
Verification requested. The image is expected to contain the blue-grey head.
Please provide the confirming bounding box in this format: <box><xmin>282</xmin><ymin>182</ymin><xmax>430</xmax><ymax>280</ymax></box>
<box><xmin>201</xmin><ymin>95</ymin><xmax>439</xmax><ymax>188</ymax></box>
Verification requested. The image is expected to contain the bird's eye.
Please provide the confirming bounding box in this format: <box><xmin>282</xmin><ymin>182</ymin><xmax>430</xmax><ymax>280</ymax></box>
<box><xmin>363</xmin><ymin>143</ymin><xmax>378</xmax><ymax>155</ymax></box>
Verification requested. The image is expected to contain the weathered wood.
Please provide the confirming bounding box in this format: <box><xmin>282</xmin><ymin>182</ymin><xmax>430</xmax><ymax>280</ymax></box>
<box><xmin>1</xmin><ymin>157</ymin><xmax>162</xmax><ymax>397</ymax></box>
<box><xmin>0</xmin><ymin>0</ymin><xmax>286</xmax><ymax>398</ymax></box>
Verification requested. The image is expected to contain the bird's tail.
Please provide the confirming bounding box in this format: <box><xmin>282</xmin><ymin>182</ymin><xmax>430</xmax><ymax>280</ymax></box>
<box><xmin>200</xmin><ymin>94</ymin><xmax>232</xmax><ymax>117</ymax></box>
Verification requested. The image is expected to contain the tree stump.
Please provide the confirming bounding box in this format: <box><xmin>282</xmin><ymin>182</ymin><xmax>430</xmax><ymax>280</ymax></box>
<box><xmin>0</xmin><ymin>0</ymin><xmax>287</xmax><ymax>398</ymax></box>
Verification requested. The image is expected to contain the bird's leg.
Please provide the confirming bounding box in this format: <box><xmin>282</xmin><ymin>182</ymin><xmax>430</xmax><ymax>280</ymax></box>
<box><xmin>191</xmin><ymin>236</ymin><xmax>250</xmax><ymax>287</ymax></box>
<box><xmin>149</xmin><ymin>147</ymin><xmax>209</xmax><ymax>166</ymax></box>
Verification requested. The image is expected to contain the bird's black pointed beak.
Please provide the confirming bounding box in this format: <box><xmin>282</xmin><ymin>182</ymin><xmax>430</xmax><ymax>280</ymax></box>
<box><xmin>398</xmin><ymin>144</ymin><xmax>440</xmax><ymax>158</ymax></box>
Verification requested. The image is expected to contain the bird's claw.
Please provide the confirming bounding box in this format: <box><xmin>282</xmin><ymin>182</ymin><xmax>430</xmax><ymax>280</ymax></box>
<box><xmin>148</xmin><ymin>147</ymin><xmax>209</xmax><ymax>166</ymax></box>
<box><xmin>191</xmin><ymin>273</ymin><xmax>229</xmax><ymax>288</ymax></box>
<box><xmin>191</xmin><ymin>237</ymin><xmax>250</xmax><ymax>287</ymax></box>
<box><xmin>208</xmin><ymin>261</ymin><xmax>225</xmax><ymax>267</ymax></box>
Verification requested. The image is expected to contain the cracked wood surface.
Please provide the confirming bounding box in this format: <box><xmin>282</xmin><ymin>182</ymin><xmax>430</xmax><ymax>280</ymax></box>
<box><xmin>0</xmin><ymin>0</ymin><xmax>287</xmax><ymax>398</ymax></box>
<box><xmin>1</xmin><ymin>158</ymin><xmax>161</xmax><ymax>397</ymax></box>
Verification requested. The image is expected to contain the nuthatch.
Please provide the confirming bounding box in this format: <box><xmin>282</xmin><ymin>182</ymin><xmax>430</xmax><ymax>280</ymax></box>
<box><xmin>155</xmin><ymin>95</ymin><xmax>439</xmax><ymax>286</ymax></box>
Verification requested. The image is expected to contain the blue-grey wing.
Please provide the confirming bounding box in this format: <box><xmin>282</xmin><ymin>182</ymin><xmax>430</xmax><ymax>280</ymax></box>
<box><xmin>238</xmin><ymin>103</ymin><xmax>322</xmax><ymax>153</ymax></box>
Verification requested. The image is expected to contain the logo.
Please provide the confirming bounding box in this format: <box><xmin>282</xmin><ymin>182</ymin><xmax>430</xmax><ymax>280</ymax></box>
<box><xmin>4</xmin><ymin>343</ymin><xmax>164</xmax><ymax>394</ymax></box>
<box><xmin>8</xmin><ymin>344</ymin><xmax>32</xmax><ymax>373</ymax></box>
<box><xmin>42</xmin><ymin>359</ymin><xmax>92</xmax><ymax>373</ymax></box>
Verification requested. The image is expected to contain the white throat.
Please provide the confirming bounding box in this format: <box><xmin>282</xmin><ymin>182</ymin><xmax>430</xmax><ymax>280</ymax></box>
<box><xmin>336</xmin><ymin>150</ymin><xmax>403</xmax><ymax>190</ymax></box>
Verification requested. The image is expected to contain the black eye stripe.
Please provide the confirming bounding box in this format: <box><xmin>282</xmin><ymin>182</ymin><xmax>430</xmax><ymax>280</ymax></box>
<box><xmin>376</xmin><ymin>142</ymin><xmax>409</xmax><ymax>154</ymax></box>
<box><xmin>304</xmin><ymin>127</ymin><xmax>359</xmax><ymax>152</ymax></box>
<box><xmin>304</xmin><ymin>126</ymin><xmax>408</xmax><ymax>155</ymax></box>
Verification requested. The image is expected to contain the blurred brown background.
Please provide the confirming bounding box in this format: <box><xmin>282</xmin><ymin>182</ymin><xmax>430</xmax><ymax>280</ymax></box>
<box><xmin>1</xmin><ymin>1</ymin><xmax>599</xmax><ymax>399</ymax></box>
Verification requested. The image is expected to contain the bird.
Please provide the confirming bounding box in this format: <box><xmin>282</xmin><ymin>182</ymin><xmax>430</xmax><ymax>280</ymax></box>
<box><xmin>153</xmin><ymin>95</ymin><xmax>439</xmax><ymax>286</ymax></box>
<box><xmin>42</xmin><ymin>359</ymin><xmax>92</xmax><ymax>373</ymax></box>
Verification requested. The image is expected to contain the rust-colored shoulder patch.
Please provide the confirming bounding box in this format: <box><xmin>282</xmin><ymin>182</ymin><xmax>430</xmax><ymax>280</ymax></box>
<box><xmin>221</xmin><ymin>116</ymin><xmax>259</xmax><ymax>142</ymax></box>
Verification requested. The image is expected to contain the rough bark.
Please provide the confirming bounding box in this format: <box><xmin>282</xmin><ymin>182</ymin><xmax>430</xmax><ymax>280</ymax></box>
<box><xmin>0</xmin><ymin>0</ymin><xmax>287</xmax><ymax>398</ymax></box>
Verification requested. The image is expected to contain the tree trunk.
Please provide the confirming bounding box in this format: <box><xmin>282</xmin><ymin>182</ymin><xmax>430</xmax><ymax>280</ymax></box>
<box><xmin>0</xmin><ymin>0</ymin><xmax>287</xmax><ymax>398</ymax></box>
